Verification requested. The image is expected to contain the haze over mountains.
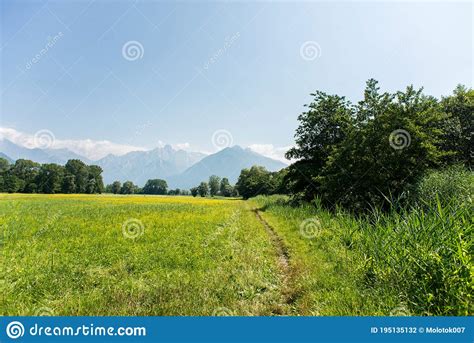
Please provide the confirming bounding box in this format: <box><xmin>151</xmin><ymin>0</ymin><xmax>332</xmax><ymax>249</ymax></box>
<box><xmin>0</xmin><ymin>139</ymin><xmax>287</xmax><ymax>188</ymax></box>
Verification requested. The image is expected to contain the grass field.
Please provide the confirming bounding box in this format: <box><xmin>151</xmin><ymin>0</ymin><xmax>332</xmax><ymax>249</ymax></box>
<box><xmin>1</xmin><ymin>194</ymin><xmax>284</xmax><ymax>316</ymax></box>
<box><xmin>251</xmin><ymin>195</ymin><xmax>472</xmax><ymax>316</ymax></box>
<box><xmin>1</xmin><ymin>193</ymin><xmax>471</xmax><ymax>316</ymax></box>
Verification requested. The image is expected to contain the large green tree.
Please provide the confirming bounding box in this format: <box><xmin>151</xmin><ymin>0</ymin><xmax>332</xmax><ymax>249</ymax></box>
<box><xmin>65</xmin><ymin>159</ymin><xmax>89</xmax><ymax>193</ymax></box>
<box><xmin>86</xmin><ymin>165</ymin><xmax>104</xmax><ymax>194</ymax></box>
<box><xmin>236</xmin><ymin>165</ymin><xmax>287</xmax><ymax>199</ymax></box>
<box><xmin>36</xmin><ymin>163</ymin><xmax>64</xmax><ymax>194</ymax></box>
<box><xmin>143</xmin><ymin>179</ymin><xmax>168</xmax><ymax>195</ymax></box>
<box><xmin>208</xmin><ymin>175</ymin><xmax>220</xmax><ymax>197</ymax></box>
<box><xmin>111</xmin><ymin>181</ymin><xmax>121</xmax><ymax>194</ymax></box>
<box><xmin>285</xmin><ymin>91</ymin><xmax>354</xmax><ymax>200</ymax></box>
<box><xmin>236</xmin><ymin>166</ymin><xmax>271</xmax><ymax>199</ymax></box>
<box><xmin>219</xmin><ymin>177</ymin><xmax>233</xmax><ymax>197</ymax></box>
<box><xmin>197</xmin><ymin>182</ymin><xmax>209</xmax><ymax>197</ymax></box>
<box><xmin>121</xmin><ymin>181</ymin><xmax>136</xmax><ymax>194</ymax></box>
<box><xmin>11</xmin><ymin>159</ymin><xmax>40</xmax><ymax>193</ymax></box>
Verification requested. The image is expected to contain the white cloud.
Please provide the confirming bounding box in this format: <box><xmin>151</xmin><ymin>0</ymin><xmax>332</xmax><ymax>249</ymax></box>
<box><xmin>247</xmin><ymin>144</ymin><xmax>293</xmax><ymax>164</ymax></box>
<box><xmin>0</xmin><ymin>127</ymin><xmax>148</xmax><ymax>160</ymax></box>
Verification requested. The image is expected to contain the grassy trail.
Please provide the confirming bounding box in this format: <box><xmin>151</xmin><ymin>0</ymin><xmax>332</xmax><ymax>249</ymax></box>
<box><xmin>252</xmin><ymin>208</ymin><xmax>294</xmax><ymax>315</ymax></box>
<box><xmin>250</xmin><ymin>198</ymin><xmax>388</xmax><ymax>316</ymax></box>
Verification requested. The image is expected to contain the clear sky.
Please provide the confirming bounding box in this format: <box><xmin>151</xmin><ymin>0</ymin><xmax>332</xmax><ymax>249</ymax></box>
<box><xmin>0</xmin><ymin>0</ymin><xmax>472</xmax><ymax>160</ymax></box>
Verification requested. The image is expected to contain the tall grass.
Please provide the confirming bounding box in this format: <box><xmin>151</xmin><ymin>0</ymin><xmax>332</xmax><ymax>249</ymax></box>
<box><xmin>252</xmin><ymin>169</ymin><xmax>473</xmax><ymax>315</ymax></box>
<box><xmin>359</xmin><ymin>199</ymin><xmax>472</xmax><ymax>315</ymax></box>
<box><xmin>411</xmin><ymin>165</ymin><xmax>473</xmax><ymax>208</ymax></box>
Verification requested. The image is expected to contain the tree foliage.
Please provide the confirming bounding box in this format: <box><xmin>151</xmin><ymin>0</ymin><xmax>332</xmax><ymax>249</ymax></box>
<box><xmin>0</xmin><ymin>158</ymin><xmax>104</xmax><ymax>194</ymax></box>
<box><xmin>121</xmin><ymin>181</ymin><xmax>136</xmax><ymax>194</ymax></box>
<box><xmin>111</xmin><ymin>181</ymin><xmax>121</xmax><ymax>194</ymax></box>
<box><xmin>208</xmin><ymin>175</ymin><xmax>220</xmax><ymax>197</ymax></box>
<box><xmin>190</xmin><ymin>176</ymin><xmax>237</xmax><ymax>198</ymax></box>
<box><xmin>235</xmin><ymin>166</ymin><xmax>287</xmax><ymax>200</ymax></box>
<box><xmin>142</xmin><ymin>179</ymin><xmax>168</xmax><ymax>195</ymax></box>
<box><xmin>283</xmin><ymin>80</ymin><xmax>472</xmax><ymax>210</ymax></box>
<box><xmin>439</xmin><ymin>85</ymin><xmax>473</xmax><ymax>167</ymax></box>
<box><xmin>197</xmin><ymin>182</ymin><xmax>209</xmax><ymax>197</ymax></box>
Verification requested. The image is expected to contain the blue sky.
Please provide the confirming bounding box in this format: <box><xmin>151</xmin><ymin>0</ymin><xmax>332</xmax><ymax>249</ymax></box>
<box><xmin>0</xmin><ymin>0</ymin><xmax>472</xmax><ymax>160</ymax></box>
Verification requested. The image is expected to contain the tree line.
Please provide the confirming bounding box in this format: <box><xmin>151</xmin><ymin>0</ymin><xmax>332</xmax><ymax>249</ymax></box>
<box><xmin>190</xmin><ymin>175</ymin><xmax>239</xmax><ymax>197</ymax></box>
<box><xmin>0</xmin><ymin>158</ymin><xmax>104</xmax><ymax>194</ymax></box>
<box><xmin>235</xmin><ymin>80</ymin><xmax>473</xmax><ymax>210</ymax></box>
<box><xmin>104</xmin><ymin>179</ymin><xmax>190</xmax><ymax>196</ymax></box>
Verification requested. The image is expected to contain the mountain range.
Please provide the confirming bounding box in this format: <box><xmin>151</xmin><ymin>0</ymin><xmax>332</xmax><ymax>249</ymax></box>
<box><xmin>0</xmin><ymin>139</ymin><xmax>287</xmax><ymax>189</ymax></box>
<box><xmin>96</xmin><ymin>145</ymin><xmax>206</xmax><ymax>187</ymax></box>
<box><xmin>0</xmin><ymin>138</ymin><xmax>91</xmax><ymax>164</ymax></box>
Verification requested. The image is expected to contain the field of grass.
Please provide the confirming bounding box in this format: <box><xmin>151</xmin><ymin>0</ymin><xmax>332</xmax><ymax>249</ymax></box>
<box><xmin>1</xmin><ymin>193</ymin><xmax>471</xmax><ymax>316</ymax></box>
<box><xmin>1</xmin><ymin>194</ymin><xmax>285</xmax><ymax>316</ymax></box>
<box><xmin>251</xmin><ymin>195</ymin><xmax>472</xmax><ymax>316</ymax></box>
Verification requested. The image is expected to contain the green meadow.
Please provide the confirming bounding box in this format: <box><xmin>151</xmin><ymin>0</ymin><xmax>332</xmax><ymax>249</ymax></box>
<box><xmin>1</xmin><ymin>193</ymin><xmax>471</xmax><ymax>316</ymax></box>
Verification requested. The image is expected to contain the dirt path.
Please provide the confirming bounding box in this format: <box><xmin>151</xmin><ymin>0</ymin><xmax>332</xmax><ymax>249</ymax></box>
<box><xmin>253</xmin><ymin>209</ymin><xmax>295</xmax><ymax>314</ymax></box>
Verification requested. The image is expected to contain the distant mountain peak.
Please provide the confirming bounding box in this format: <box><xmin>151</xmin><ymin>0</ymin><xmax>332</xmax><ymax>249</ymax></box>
<box><xmin>167</xmin><ymin>146</ymin><xmax>286</xmax><ymax>189</ymax></box>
